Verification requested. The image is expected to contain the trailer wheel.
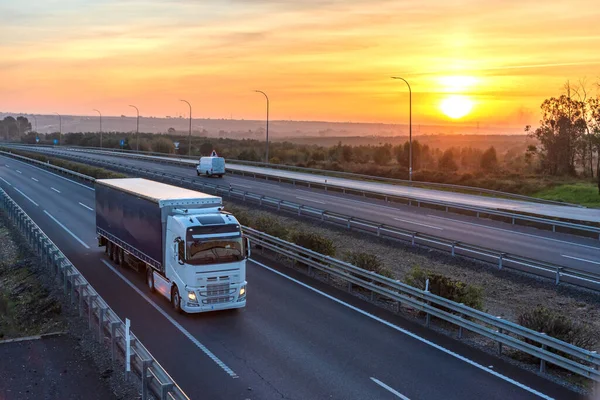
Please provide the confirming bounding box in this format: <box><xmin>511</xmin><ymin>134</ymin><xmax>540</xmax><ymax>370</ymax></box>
<box><xmin>113</xmin><ymin>245</ymin><xmax>120</xmax><ymax>265</ymax></box>
<box><xmin>108</xmin><ymin>242</ymin><xmax>114</xmax><ymax>261</ymax></box>
<box><xmin>171</xmin><ymin>286</ymin><xmax>182</xmax><ymax>313</ymax></box>
<box><xmin>117</xmin><ymin>248</ymin><xmax>125</xmax><ymax>267</ymax></box>
<box><xmin>147</xmin><ymin>268</ymin><xmax>155</xmax><ymax>293</ymax></box>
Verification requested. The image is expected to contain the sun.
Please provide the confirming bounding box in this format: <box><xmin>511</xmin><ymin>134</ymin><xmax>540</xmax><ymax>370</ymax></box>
<box><xmin>440</xmin><ymin>94</ymin><xmax>474</xmax><ymax>119</ymax></box>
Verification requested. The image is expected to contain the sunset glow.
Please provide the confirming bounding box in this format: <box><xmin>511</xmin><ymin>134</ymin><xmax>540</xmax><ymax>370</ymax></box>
<box><xmin>440</xmin><ymin>95</ymin><xmax>475</xmax><ymax>120</ymax></box>
<box><xmin>1</xmin><ymin>0</ymin><xmax>600</xmax><ymax>128</ymax></box>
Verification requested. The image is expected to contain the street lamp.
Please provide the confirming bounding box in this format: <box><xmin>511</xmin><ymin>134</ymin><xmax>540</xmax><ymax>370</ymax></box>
<box><xmin>93</xmin><ymin>109</ymin><xmax>102</xmax><ymax>148</ymax></box>
<box><xmin>129</xmin><ymin>105</ymin><xmax>140</xmax><ymax>151</ymax></box>
<box><xmin>391</xmin><ymin>76</ymin><xmax>413</xmax><ymax>181</ymax></box>
<box><xmin>254</xmin><ymin>90</ymin><xmax>270</xmax><ymax>163</ymax></box>
<box><xmin>54</xmin><ymin>112</ymin><xmax>62</xmax><ymax>145</ymax></box>
<box><xmin>31</xmin><ymin>115</ymin><xmax>37</xmax><ymax>132</ymax></box>
<box><xmin>180</xmin><ymin>100</ymin><xmax>192</xmax><ymax>157</ymax></box>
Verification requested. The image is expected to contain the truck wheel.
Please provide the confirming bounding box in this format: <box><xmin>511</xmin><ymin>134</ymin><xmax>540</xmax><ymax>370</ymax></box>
<box><xmin>196</xmin><ymin>171</ymin><xmax>200</xmax><ymax>176</ymax></box>
<box><xmin>113</xmin><ymin>246</ymin><xmax>120</xmax><ymax>265</ymax></box>
<box><xmin>171</xmin><ymin>286</ymin><xmax>182</xmax><ymax>313</ymax></box>
<box><xmin>118</xmin><ymin>248</ymin><xmax>125</xmax><ymax>267</ymax></box>
<box><xmin>205</xmin><ymin>171</ymin><xmax>209</xmax><ymax>177</ymax></box>
<box><xmin>108</xmin><ymin>242</ymin><xmax>114</xmax><ymax>261</ymax></box>
<box><xmin>146</xmin><ymin>268</ymin><xmax>155</xmax><ymax>292</ymax></box>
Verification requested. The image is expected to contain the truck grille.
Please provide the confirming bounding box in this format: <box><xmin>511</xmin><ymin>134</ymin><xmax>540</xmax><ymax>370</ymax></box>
<box><xmin>203</xmin><ymin>296</ymin><xmax>234</xmax><ymax>305</ymax></box>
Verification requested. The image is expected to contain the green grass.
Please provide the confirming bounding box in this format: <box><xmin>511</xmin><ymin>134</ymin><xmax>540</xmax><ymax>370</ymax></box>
<box><xmin>533</xmin><ymin>182</ymin><xmax>600</xmax><ymax>208</ymax></box>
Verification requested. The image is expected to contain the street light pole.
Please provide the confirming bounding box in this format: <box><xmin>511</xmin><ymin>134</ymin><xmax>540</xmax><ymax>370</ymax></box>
<box><xmin>391</xmin><ymin>76</ymin><xmax>412</xmax><ymax>181</ymax></box>
<box><xmin>93</xmin><ymin>109</ymin><xmax>102</xmax><ymax>148</ymax></box>
<box><xmin>53</xmin><ymin>112</ymin><xmax>62</xmax><ymax>145</ymax></box>
<box><xmin>254</xmin><ymin>90</ymin><xmax>269</xmax><ymax>163</ymax></box>
<box><xmin>180</xmin><ymin>100</ymin><xmax>192</xmax><ymax>157</ymax></box>
<box><xmin>31</xmin><ymin>115</ymin><xmax>37</xmax><ymax>132</ymax></box>
<box><xmin>129</xmin><ymin>105</ymin><xmax>139</xmax><ymax>151</ymax></box>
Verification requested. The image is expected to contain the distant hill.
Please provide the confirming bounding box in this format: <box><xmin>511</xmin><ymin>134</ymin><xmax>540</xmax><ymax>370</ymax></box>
<box><xmin>0</xmin><ymin>113</ymin><xmax>527</xmax><ymax>141</ymax></box>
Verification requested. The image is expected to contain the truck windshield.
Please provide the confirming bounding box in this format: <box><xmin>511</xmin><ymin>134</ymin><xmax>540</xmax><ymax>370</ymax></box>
<box><xmin>186</xmin><ymin>235</ymin><xmax>244</xmax><ymax>265</ymax></box>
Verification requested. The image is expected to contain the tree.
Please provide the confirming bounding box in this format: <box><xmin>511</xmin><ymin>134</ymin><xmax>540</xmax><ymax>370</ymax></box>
<box><xmin>394</xmin><ymin>140</ymin><xmax>423</xmax><ymax>170</ymax></box>
<box><xmin>199</xmin><ymin>142</ymin><xmax>213</xmax><ymax>155</ymax></box>
<box><xmin>480</xmin><ymin>146</ymin><xmax>498</xmax><ymax>172</ymax></box>
<box><xmin>373</xmin><ymin>144</ymin><xmax>392</xmax><ymax>166</ymax></box>
<box><xmin>438</xmin><ymin>149</ymin><xmax>458</xmax><ymax>171</ymax></box>
<box><xmin>526</xmin><ymin>84</ymin><xmax>587</xmax><ymax>175</ymax></box>
<box><xmin>152</xmin><ymin>137</ymin><xmax>175</xmax><ymax>154</ymax></box>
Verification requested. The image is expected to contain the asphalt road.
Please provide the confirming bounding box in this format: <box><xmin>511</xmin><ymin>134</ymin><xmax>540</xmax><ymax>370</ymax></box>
<box><xmin>0</xmin><ymin>154</ymin><xmax>586</xmax><ymax>400</ymax></box>
<box><xmin>13</xmin><ymin>146</ymin><xmax>600</xmax><ymax>274</ymax></box>
<box><xmin>53</xmin><ymin>147</ymin><xmax>600</xmax><ymax>223</ymax></box>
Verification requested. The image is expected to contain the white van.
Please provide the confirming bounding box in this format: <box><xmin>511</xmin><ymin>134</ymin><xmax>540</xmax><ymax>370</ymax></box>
<box><xmin>196</xmin><ymin>156</ymin><xmax>225</xmax><ymax>177</ymax></box>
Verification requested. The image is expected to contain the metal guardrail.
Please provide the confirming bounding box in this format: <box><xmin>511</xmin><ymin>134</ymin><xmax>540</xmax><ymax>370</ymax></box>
<box><xmin>2</xmin><ymin>148</ymin><xmax>600</xmax><ymax>292</ymax></box>
<box><xmin>0</xmin><ymin>188</ymin><xmax>190</xmax><ymax>400</ymax></box>
<box><xmin>36</xmin><ymin>143</ymin><xmax>584</xmax><ymax>208</ymax></box>
<box><xmin>244</xmin><ymin>226</ymin><xmax>600</xmax><ymax>381</ymax></box>
<box><xmin>22</xmin><ymin>145</ymin><xmax>600</xmax><ymax>239</ymax></box>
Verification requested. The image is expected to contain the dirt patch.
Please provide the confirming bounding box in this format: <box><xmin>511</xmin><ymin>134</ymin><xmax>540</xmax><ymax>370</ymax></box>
<box><xmin>0</xmin><ymin>213</ymin><xmax>140</xmax><ymax>399</ymax></box>
<box><xmin>226</xmin><ymin>201</ymin><xmax>600</xmax><ymax>348</ymax></box>
<box><xmin>0</xmin><ymin>225</ymin><xmax>66</xmax><ymax>340</ymax></box>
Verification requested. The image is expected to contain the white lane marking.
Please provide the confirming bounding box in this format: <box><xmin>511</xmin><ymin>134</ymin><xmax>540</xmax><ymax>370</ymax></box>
<box><xmin>16</xmin><ymin>170</ymin><xmax>22</xmax><ymax>174</ymax></box>
<box><xmin>100</xmin><ymin>260</ymin><xmax>239</xmax><ymax>378</ymax></box>
<box><xmin>5</xmin><ymin>164</ymin><xmax>9</xmax><ymax>167</ymax></box>
<box><xmin>295</xmin><ymin>189</ymin><xmax>408</xmax><ymax>213</ymax></box>
<box><xmin>13</xmin><ymin>187</ymin><xmax>39</xmax><ymax>207</ymax></box>
<box><xmin>428</xmin><ymin>214</ymin><xmax>600</xmax><ymax>251</ymax></box>
<box><xmin>562</xmin><ymin>255</ymin><xmax>600</xmax><ymax>265</ymax></box>
<box><xmin>31</xmin><ymin>177</ymin><xmax>39</xmax><ymax>182</ymax></box>
<box><xmin>393</xmin><ymin>217</ymin><xmax>443</xmax><ymax>230</ymax></box>
<box><xmin>78</xmin><ymin>202</ymin><xmax>93</xmax><ymax>211</ymax></box>
<box><xmin>43</xmin><ymin>210</ymin><xmax>90</xmax><ymax>249</ymax></box>
<box><xmin>0</xmin><ymin>156</ymin><xmax>94</xmax><ymax>191</ymax></box>
<box><xmin>370</xmin><ymin>377</ymin><xmax>411</xmax><ymax>400</ymax></box>
<box><xmin>296</xmin><ymin>196</ymin><xmax>326</xmax><ymax>205</ymax></box>
<box><xmin>51</xmin><ymin>187</ymin><xmax>61</xmax><ymax>193</ymax></box>
<box><xmin>0</xmin><ymin>177</ymin><xmax>12</xmax><ymax>186</ymax></box>
<box><xmin>251</xmin><ymin>260</ymin><xmax>554</xmax><ymax>400</ymax></box>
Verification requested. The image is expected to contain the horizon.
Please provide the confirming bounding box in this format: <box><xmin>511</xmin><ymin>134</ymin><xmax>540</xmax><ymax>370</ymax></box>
<box><xmin>2</xmin><ymin>1</ymin><xmax>600</xmax><ymax>128</ymax></box>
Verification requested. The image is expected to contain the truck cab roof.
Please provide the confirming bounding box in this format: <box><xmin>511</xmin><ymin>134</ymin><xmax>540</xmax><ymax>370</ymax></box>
<box><xmin>173</xmin><ymin>211</ymin><xmax>240</xmax><ymax>230</ymax></box>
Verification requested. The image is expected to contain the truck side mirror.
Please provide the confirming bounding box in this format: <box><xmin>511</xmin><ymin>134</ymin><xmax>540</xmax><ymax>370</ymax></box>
<box><xmin>245</xmin><ymin>237</ymin><xmax>251</xmax><ymax>259</ymax></box>
<box><xmin>175</xmin><ymin>238</ymin><xmax>185</xmax><ymax>265</ymax></box>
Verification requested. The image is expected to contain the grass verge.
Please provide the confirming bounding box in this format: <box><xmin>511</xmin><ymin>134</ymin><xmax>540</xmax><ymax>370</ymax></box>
<box><xmin>534</xmin><ymin>182</ymin><xmax>600</xmax><ymax>208</ymax></box>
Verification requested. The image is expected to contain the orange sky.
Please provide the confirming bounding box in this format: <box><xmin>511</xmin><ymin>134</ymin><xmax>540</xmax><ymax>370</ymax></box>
<box><xmin>1</xmin><ymin>0</ymin><xmax>600</xmax><ymax>127</ymax></box>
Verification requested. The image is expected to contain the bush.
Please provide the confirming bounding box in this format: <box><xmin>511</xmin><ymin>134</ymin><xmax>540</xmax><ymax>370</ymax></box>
<box><xmin>252</xmin><ymin>216</ymin><xmax>290</xmax><ymax>240</ymax></box>
<box><xmin>344</xmin><ymin>251</ymin><xmax>393</xmax><ymax>278</ymax></box>
<box><xmin>517</xmin><ymin>306</ymin><xmax>597</xmax><ymax>350</ymax></box>
<box><xmin>226</xmin><ymin>207</ymin><xmax>252</xmax><ymax>227</ymax></box>
<box><xmin>404</xmin><ymin>266</ymin><xmax>483</xmax><ymax>310</ymax></box>
<box><xmin>291</xmin><ymin>231</ymin><xmax>336</xmax><ymax>256</ymax></box>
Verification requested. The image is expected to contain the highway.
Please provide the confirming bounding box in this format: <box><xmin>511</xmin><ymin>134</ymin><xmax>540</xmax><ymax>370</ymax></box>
<box><xmin>51</xmin><ymin>147</ymin><xmax>600</xmax><ymax>223</ymax></box>
<box><xmin>0</xmin><ymin>154</ymin><xmax>584</xmax><ymax>400</ymax></box>
<box><xmin>11</xmin><ymin>146</ymin><xmax>600</xmax><ymax>275</ymax></box>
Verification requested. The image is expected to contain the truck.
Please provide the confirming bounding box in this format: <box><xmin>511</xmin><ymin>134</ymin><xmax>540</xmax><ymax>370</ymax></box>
<box><xmin>196</xmin><ymin>156</ymin><xmax>226</xmax><ymax>177</ymax></box>
<box><xmin>95</xmin><ymin>177</ymin><xmax>248</xmax><ymax>313</ymax></box>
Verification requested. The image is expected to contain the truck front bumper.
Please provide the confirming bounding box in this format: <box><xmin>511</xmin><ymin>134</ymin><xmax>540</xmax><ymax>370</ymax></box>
<box><xmin>181</xmin><ymin>282</ymin><xmax>247</xmax><ymax>313</ymax></box>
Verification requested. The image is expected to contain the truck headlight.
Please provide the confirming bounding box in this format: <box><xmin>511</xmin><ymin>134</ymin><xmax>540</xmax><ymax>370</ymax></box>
<box><xmin>239</xmin><ymin>286</ymin><xmax>246</xmax><ymax>297</ymax></box>
<box><xmin>187</xmin><ymin>291</ymin><xmax>197</xmax><ymax>302</ymax></box>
